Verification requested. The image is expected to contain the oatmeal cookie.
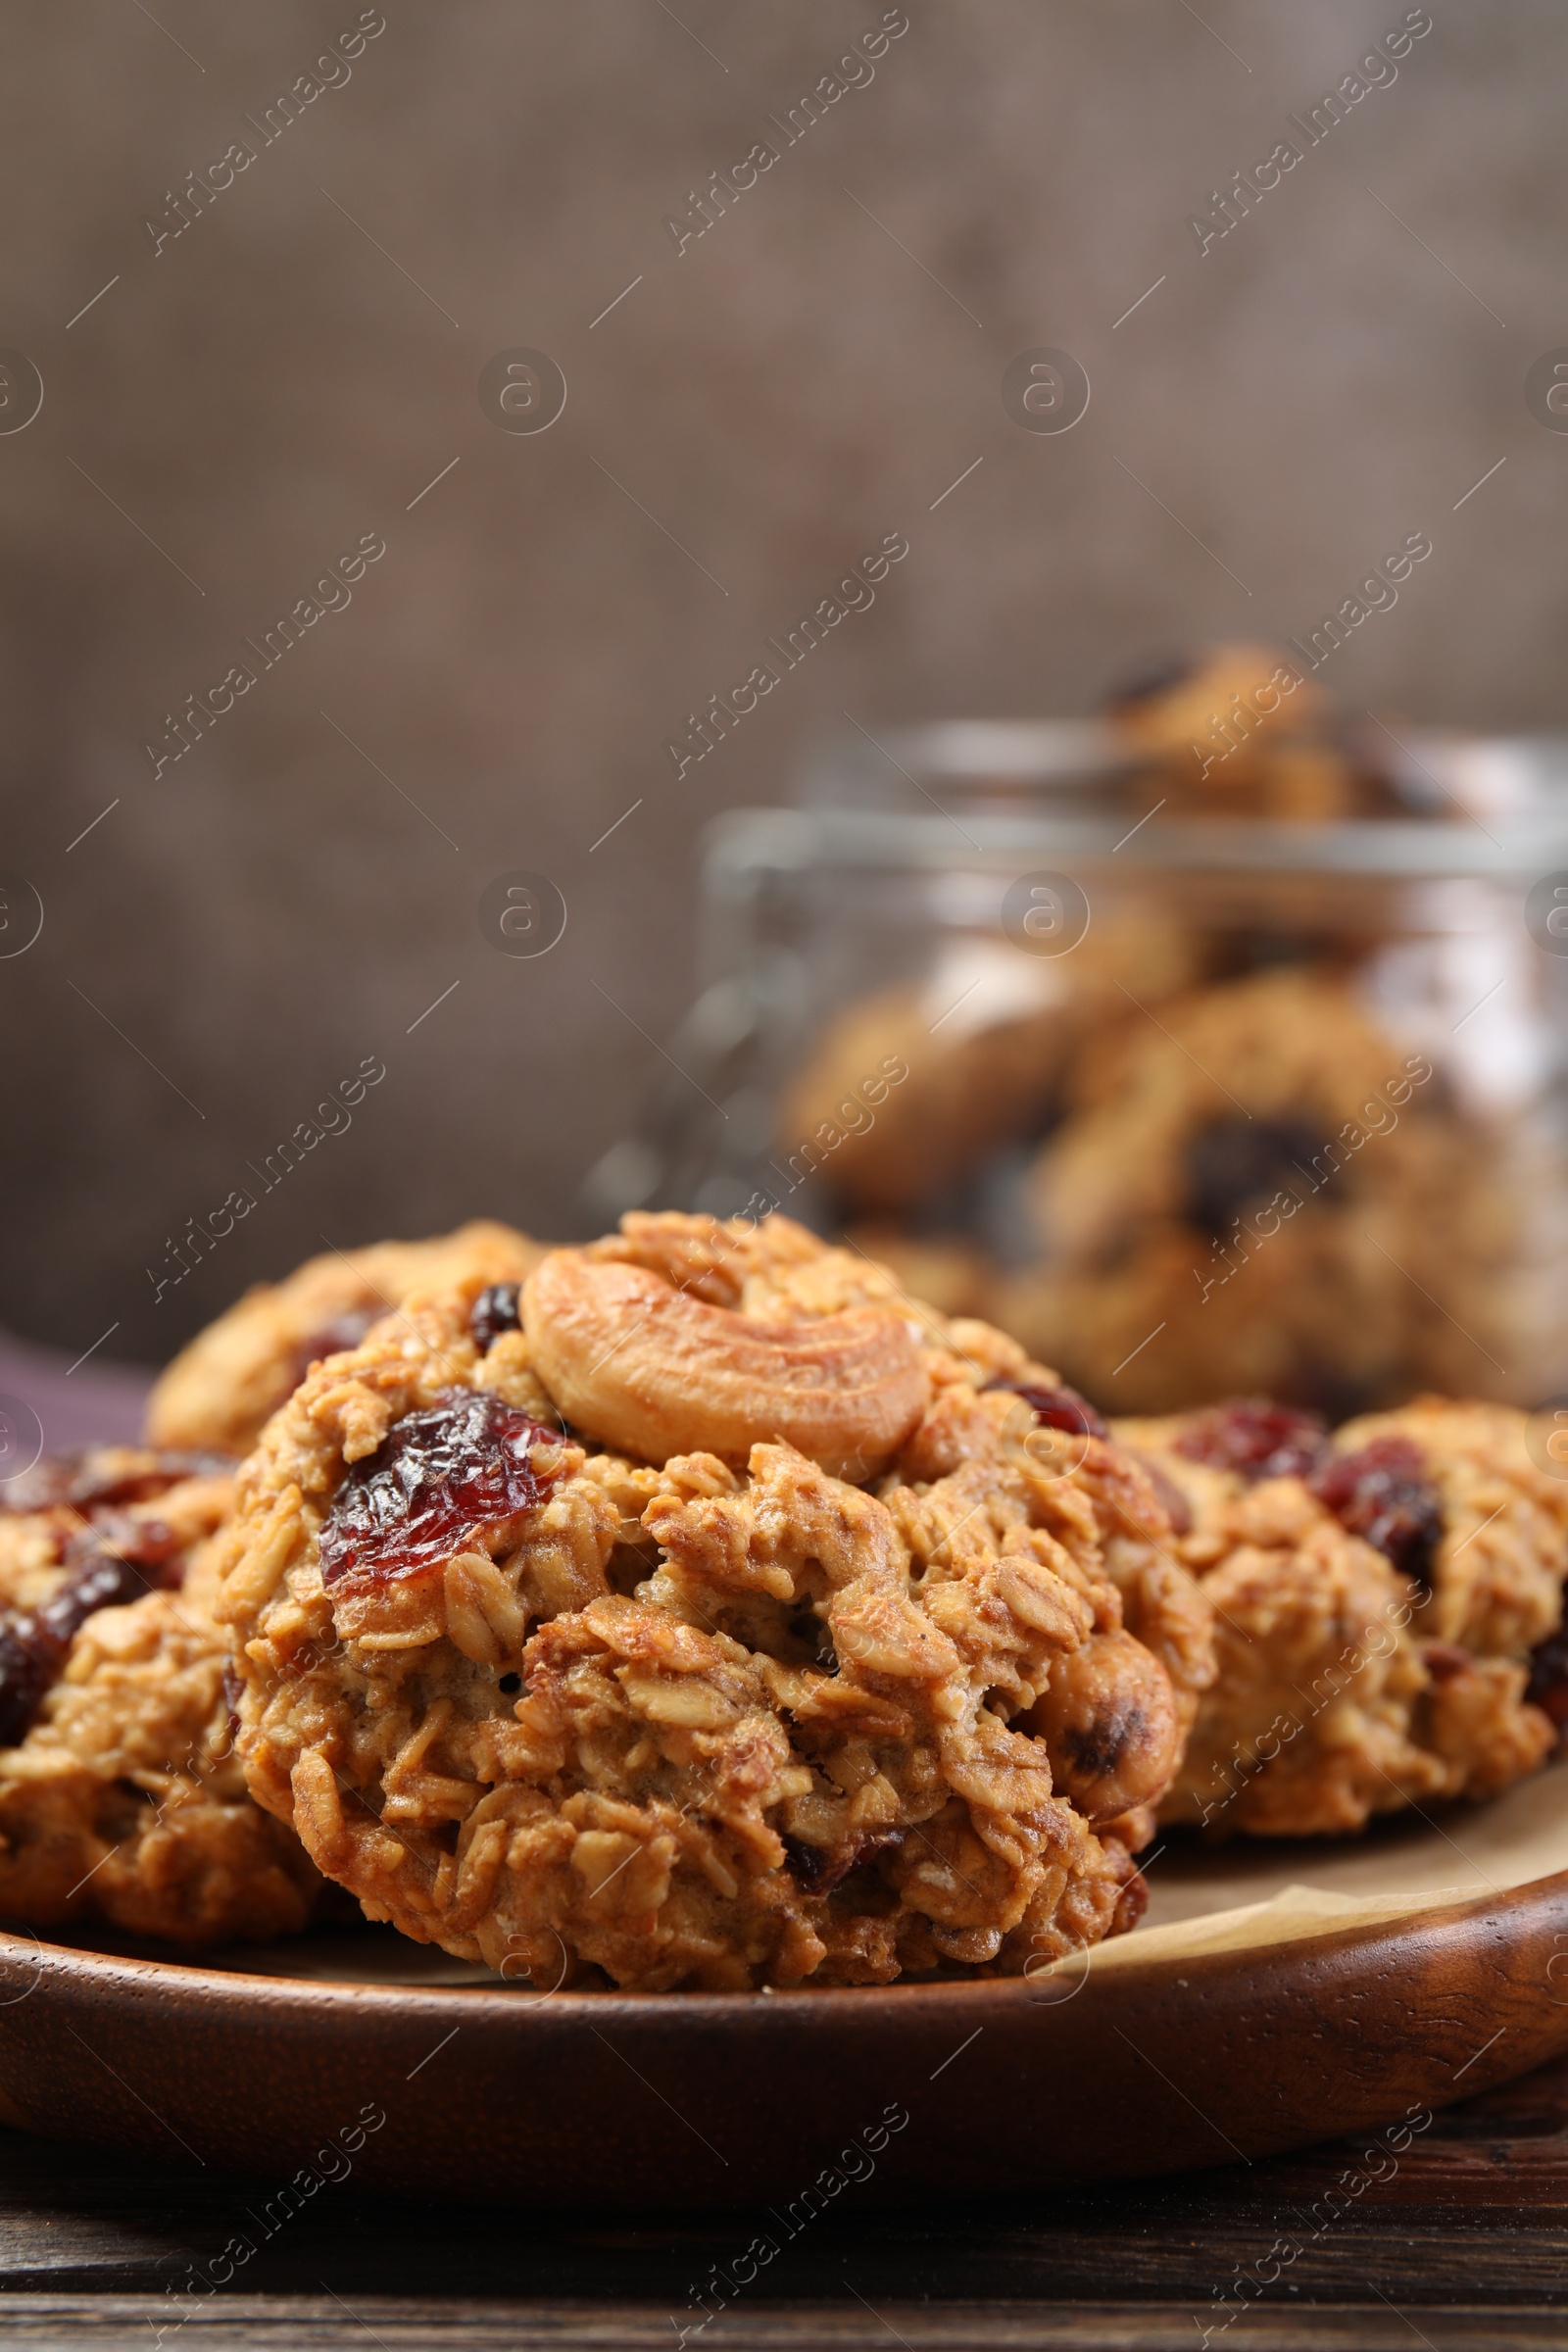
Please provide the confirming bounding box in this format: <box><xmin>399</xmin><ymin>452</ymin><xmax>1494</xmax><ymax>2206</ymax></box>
<box><xmin>998</xmin><ymin>965</ymin><xmax>1510</xmax><ymax>1415</ymax></box>
<box><xmin>881</xmin><ymin>1369</ymin><xmax>1216</xmax><ymax>1860</ymax></box>
<box><xmin>1115</xmin><ymin>1401</ymin><xmax>1560</xmax><ymax>1837</ymax></box>
<box><xmin>147</xmin><ymin>1221</ymin><xmax>545</xmax><ymax>1455</ymax></box>
<box><xmin>775</xmin><ymin>920</ymin><xmax>1200</xmax><ymax>1216</ymax></box>
<box><xmin>0</xmin><ymin>1448</ymin><xmax>319</xmax><ymax>1942</ymax></box>
<box><xmin>218</xmin><ymin>1213</ymin><xmax>1210</xmax><ymax>1989</ymax></box>
<box><xmin>1106</xmin><ymin>642</ymin><xmax>1357</xmax><ymax>816</ymax></box>
<box><xmin>1325</xmin><ymin>1398</ymin><xmax>1568</xmax><ymax>1661</ymax></box>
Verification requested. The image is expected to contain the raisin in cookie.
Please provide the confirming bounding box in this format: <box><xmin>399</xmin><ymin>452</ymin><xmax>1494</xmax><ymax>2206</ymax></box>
<box><xmin>219</xmin><ymin>1214</ymin><xmax>1212</xmax><ymax>1989</ymax></box>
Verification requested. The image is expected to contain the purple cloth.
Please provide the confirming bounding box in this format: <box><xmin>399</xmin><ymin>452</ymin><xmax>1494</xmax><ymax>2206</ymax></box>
<box><xmin>0</xmin><ymin>1328</ymin><xmax>155</xmax><ymax>1464</ymax></box>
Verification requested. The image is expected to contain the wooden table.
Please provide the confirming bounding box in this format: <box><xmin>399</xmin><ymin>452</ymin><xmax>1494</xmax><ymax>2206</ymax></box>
<box><xmin>4</xmin><ymin>2049</ymin><xmax>1567</xmax><ymax>2350</ymax></box>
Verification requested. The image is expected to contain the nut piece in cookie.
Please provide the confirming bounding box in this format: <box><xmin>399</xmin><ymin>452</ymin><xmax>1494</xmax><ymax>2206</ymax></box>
<box><xmin>522</xmin><ymin>1233</ymin><xmax>927</xmax><ymax>1483</ymax></box>
<box><xmin>1021</xmin><ymin>1629</ymin><xmax>1181</xmax><ymax>1825</ymax></box>
<box><xmin>146</xmin><ymin>1221</ymin><xmax>545</xmax><ymax>1456</ymax></box>
<box><xmin>0</xmin><ymin>1448</ymin><xmax>319</xmax><ymax>1943</ymax></box>
<box><xmin>219</xmin><ymin>1213</ymin><xmax>1210</xmax><ymax>1989</ymax></box>
<box><xmin>1117</xmin><ymin>1398</ymin><xmax>1564</xmax><ymax>1837</ymax></box>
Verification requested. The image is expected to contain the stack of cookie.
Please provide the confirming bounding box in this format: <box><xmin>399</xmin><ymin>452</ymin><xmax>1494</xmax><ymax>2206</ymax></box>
<box><xmin>781</xmin><ymin>643</ymin><xmax>1525</xmax><ymax>1413</ymax></box>
<box><xmin>2</xmin><ymin>1214</ymin><xmax>1563</xmax><ymax>1988</ymax></box>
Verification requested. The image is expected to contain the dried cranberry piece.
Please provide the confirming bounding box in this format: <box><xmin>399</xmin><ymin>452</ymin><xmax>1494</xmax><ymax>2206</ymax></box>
<box><xmin>66</xmin><ymin>1513</ymin><xmax>185</xmax><ymax>1585</ymax></box>
<box><xmin>2</xmin><ymin>1447</ymin><xmax>231</xmax><ymax>1516</ymax></box>
<box><xmin>1172</xmin><ymin>1400</ymin><xmax>1327</xmax><ymax>1484</ymax></box>
<box><xmin>470</xmin><ymin>1283</ymin><xmax>522</xmax><ymax>1354</ymax></box>
<box><xmin>781</xmin><ymin>1834</ymin><xmax>835</xmax><ymax>1891</ymax></box>
<box><xmin>318</xmin><ymin>1388</ymin><xmax>564</xmax><ymax>1589</ymax></box>
<box><xmin>1527</xmin><ymin>1631</ymin><xmax>1568</xmax><ymax>1737</ymax></box>
<box><xmin>782</xmin><ymin>1829</ymin><xmax>904</xmax><ymax>1897</ymax></box>
<box><xmin>1183</xmin><ymin>1117</ymin><xmax>1327</xmax><ymax>1239</ymax></box>
<box><xmin>35</xmin><ymin>1551</ymin><xmax>158</xmax><ymax>1651</ymax></box>
<box><xmin>1310</xmin><ymin>1436</ymin><xmax>1443</xmax><ymax>1587</ymax></box>
<box><xmin>0</xmin><ymin>1525</ymin><xmax>181</xmax><ymax>1749</ymax></box>
<box><xmin>0</xmin><ymin>1622</ymin><xmax>57</xmax><ymax>1748</ymax></box>
<box><xmin>987</xmin><ymin>1380</ymin><xmax>1108</xmax><ymax>1441</ymax></box>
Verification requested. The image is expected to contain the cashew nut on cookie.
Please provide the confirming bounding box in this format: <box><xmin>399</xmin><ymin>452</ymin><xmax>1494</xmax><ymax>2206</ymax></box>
<box><xmin>522</xmin><ymin>1247</ymin><xmax>928</xmax><ymax>1481</ymax></box>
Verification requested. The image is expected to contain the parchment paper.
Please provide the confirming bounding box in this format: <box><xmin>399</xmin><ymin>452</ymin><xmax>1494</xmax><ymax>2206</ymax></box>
<box><xmin>1084</xmin><ymin>1748</ymin><xmax>1568</xmax><ymax>1974</ymax></box>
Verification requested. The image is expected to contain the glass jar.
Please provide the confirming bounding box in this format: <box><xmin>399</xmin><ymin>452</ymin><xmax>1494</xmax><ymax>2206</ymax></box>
<box><xmin>587</xmin><ymin>720</ymin><xmax>1568</xmax><ymax>1419</ymax></box>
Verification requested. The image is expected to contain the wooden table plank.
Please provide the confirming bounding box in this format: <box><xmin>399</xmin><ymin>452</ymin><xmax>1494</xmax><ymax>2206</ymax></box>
<box><xmin>2</xmin><ymin>2051</ymin><xmax>1567</xmax><ymax>2341</ymax></box>
<box><xmin>1</xmin><ymin>2298</ymin><xmax>1567</xmax><ymax>2350</ymax></box>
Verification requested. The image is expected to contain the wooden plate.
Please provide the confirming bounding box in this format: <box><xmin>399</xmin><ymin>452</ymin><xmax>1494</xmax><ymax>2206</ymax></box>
<box><xmin>3</xmin><ymin>1808</ymin><xmax>1568</xmax><ymax>2208</ymax></box>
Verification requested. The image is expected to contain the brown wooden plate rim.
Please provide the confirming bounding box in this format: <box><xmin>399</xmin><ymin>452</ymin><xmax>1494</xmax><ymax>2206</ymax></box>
<box><xmin>2</xmin><ymin>1867</ymin><xmax>1565</xmax><ymax>2206</ymax></box>
<box><xmin>3</xmin><ymin>1861</ymin><xmax>1566</xmax><ymax>2017</ymax></box>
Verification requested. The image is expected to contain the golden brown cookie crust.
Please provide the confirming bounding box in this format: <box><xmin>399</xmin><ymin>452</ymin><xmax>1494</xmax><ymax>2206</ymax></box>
<box><xmin>219</xmin><ymin>1215</ymin><xmax>1207</xmax><ymax>1988</ymax></box>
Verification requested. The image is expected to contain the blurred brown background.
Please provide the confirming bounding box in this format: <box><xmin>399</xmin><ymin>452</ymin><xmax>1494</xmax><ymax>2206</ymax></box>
<box><xmin>0</xmin><ymin>0</ymin><xmax>1562</xmax><ymax>1367</ymax></box>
